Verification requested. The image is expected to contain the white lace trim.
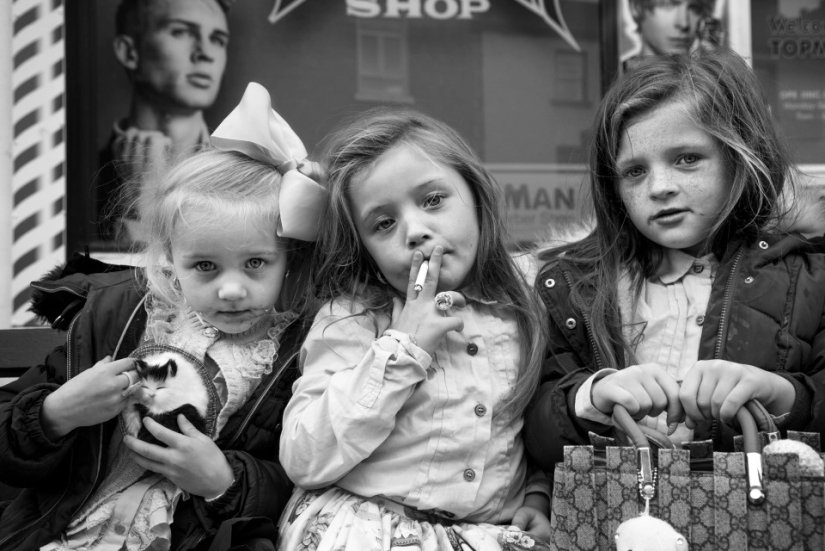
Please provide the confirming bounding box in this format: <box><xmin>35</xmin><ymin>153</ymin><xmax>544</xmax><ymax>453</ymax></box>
<box><xmin>142</xmin><ymin>290</ymin><xmax>296</xmax><ymax>435</ymax></box>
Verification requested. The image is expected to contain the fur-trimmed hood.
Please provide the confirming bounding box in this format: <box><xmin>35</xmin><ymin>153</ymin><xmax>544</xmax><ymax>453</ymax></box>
<box><xmin>29</xmin><ymin>252</ymin><xmax>134</xmax><ymax>330</ymax></box>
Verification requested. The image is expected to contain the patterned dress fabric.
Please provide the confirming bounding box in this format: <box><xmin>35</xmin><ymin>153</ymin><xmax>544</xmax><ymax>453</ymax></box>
<box><xmin>278</xmin><ymin>486</ymin><xmax>552</xmax><ymax>551</ymax></box>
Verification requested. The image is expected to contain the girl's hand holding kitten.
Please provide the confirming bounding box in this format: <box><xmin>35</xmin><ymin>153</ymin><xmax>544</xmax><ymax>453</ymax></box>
<box><xmin>390</xmin><ymin>247</ymin><xmax>464</xmax><ymax>354</ymax></box>
<box><xmin>591</xmin><ymin>364</ymin><xmax>684</xmax><ymax>427</ymax></box>
<box><xmin>41</xmin><ymin>356</ymin><xmax>137</xmax><ymax>440</ymax></box>
<box><xmin>679</xmin><ymin>360</ymin><xmax>796</xmax><ymax>429</ymax></box>
<box><xmin>125</xmin><ymin>414</ymin><xmax>234</xmax><ymax>500</ymax></box>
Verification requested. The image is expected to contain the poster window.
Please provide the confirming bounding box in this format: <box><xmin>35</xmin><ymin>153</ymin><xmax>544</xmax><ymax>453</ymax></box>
<box><xmin>65</xmin><ymin>0</ymin><xmax>614</xmax><ymax>257</ymax></box>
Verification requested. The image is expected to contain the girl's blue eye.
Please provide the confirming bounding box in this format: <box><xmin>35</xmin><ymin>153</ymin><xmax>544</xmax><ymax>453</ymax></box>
<box><xmin>195</xmin><ymin>261</ymin><xmax>216</xmax><ymax>272</ymax></box>
<box><xmin>623</xmin><ymin>166</ymin><xmax>645</xmax><ymax>179</ymax></box>
<box><xmin>246</xmin><ymin>258</ymin><xmax>265</xmax><ymax>269</ymax></box>
<box><xmin>374</xmin><ymin>218</ymin><xmax>394</xmax><ymax>232</ymax></box>
<box><xmin>424</xmin><ymin>194</ymin><xmax>444</xmax><ymax>208</ymax></box>
<box><xmin>679</xmin><ymin>153</ymin><xmax>700</xmax><ymax>165</ymax></box>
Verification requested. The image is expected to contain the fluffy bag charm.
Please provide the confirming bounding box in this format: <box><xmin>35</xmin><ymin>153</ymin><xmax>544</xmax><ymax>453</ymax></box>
<box><xmin>614</xmin><ymin>510</ymin><xmax>688</xmax><ymax>551</ymax></box>
<box><xmin>121</xmin><ymin>345</ymin><xmax>220</xmax><ymax>446</ymax></box>
<box><xmin>763</xmin><ymin>439</ymin><xmax>825</xmax><ymax>477</ymax></box>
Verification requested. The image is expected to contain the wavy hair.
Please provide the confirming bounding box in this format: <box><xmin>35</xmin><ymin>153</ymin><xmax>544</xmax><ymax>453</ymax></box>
<box><xmin>139</xmin><ymin>148</ymin><xmax>316</xmax><ymax>318</ymax></box>
<box><xmin>314</xmin><ymin>107</ymin><xmax>544</xmax><ymax>415</ymax></box>
<box><xmin>539</xmin><ymin>47</ymin><xmax>797</xmax><ymax>367</ymax></box>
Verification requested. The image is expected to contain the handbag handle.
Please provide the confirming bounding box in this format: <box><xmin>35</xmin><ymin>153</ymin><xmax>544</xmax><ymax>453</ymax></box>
<box><xmin>612</xmin><ymin>400</ymin><xmax>778</xmax><ymax>504</ymax></box>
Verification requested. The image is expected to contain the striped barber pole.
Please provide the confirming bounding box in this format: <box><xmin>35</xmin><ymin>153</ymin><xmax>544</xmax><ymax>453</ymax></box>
<box><xmin>10</xmin><ymin>0</ymin><xmax>66</xmax><ymax>326</ymax></box>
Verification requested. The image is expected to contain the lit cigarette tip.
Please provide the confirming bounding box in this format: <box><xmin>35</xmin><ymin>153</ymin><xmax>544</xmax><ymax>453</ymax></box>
<box><xmin>413</xmin><ymin>261</ymin><xmax>428</xmax><ymax>291</ymax></box>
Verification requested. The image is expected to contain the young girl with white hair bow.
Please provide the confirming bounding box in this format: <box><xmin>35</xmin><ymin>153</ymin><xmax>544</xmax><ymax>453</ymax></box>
<box><xmin>0</xmin><ymin>83</ymin><xmax>324</xmax><ymax>551</ymax></box>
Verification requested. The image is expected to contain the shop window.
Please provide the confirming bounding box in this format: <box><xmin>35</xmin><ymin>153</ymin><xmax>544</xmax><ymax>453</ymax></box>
<box><xmin>356</xmin><ymin>19</ymin><xmax>414</xmax><ymax>103</ymax></box>
<box><xmin>553</xmin><ymin>50</ymin><xmax>587</xmax><ymax>104</ymax></box>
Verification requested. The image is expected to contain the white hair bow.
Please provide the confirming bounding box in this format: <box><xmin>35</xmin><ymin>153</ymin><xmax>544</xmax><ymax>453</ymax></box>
<box><xmin>210</xmin><ymin>82</ymin><xmax>327</xmax><ymax>241</ymax></box>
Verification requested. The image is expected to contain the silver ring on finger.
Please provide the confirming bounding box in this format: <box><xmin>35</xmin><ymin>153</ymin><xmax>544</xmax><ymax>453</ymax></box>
<box><xmin>435</xmin><ymin>292</ymin><xmax>454</xmax><ymax>311</ymax></box>
<box><xmin>122</xmin><ymin>370</ymin><xmax>137</xmax><ymax>388</ymax></box>
<box><xmin>121</xmin><ymin>371</ymin><xmax>140</xmax><ymax>396</ymax></box>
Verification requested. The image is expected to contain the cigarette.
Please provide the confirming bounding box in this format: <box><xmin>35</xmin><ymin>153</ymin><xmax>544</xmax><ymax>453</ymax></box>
<box><xmin>413</xmin><ymin>261</ymin><xmax>428</xmax><ymax>292</ymax></box>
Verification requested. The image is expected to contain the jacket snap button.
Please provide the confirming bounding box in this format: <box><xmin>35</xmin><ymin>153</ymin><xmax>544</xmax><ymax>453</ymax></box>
<box><xmin>759</xmin><ymin>241</ymin><xmax>768</xmax><ymax>250</ymax></box>
<box><xmin>744</xmin><ymin>276</ymin><xmax>754</xmax><ymax>284</ymax></box>
<box><xmin>544</xmin><ymin>278</ymin><xmax>556</xmax><ymax>288</ymax></box>
<box><xmin>692</xmin><ymin>264</ymin><xmax>704</xmax><ymax>274</ymax></box>
<box><xmin>474</xmin><ymin>404</ymin><xmax>487</xmax><ymax>417</ymax></box>
<box><xmin>696</xmin><ymin>315</ymin><xmax>705</xmax><ymax>326</ymax></box>
<box><xmin>463</xmin><ymin>469</ymin><xmax>476</xmax><ymax>481</ymax></box>
<box><xmin>565</xmin><ymin>318</ymin><xmax>577</xmax><ymax>329</ymax></box>
<box><xmin>466</xmin><ymin>343</ymin><xmax>478</xmax><ymax>356</ymax></box>
<box><xmin>114</xmin><ymin>524</ymin><xmax>126</xmax><ymax>535</ymax></box>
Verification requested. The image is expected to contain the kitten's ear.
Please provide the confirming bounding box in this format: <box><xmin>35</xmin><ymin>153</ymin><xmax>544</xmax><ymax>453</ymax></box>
<box><xmin>164</xmin><ymin>359</ymin><xmax>178</xmax><ymax>377</ymax></box>
<box><xmin>134</xmin><ymin>358</ymin><xmax>148</xmax><ymax>377</ymax></box>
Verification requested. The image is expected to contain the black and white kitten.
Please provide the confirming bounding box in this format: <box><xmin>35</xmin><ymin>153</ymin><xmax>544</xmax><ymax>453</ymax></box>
<box><xmin>122</xmin><ymin>350</ymin><xmax>211</xmax><ymax>446</ymax></box>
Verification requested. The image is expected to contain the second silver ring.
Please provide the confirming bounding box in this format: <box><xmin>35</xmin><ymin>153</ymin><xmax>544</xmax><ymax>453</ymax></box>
<box><xmin>435</xmin><ymin>292</ymin><xmax>454</xmax><ymax>311</ymax></box>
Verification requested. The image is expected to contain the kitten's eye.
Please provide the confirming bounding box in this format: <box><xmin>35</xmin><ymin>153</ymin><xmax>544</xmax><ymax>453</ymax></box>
<box><xmin>195</xmin><ymin>261</ymin><xmax>216</xmax><ymax>272</ymax></box>
<box><xmin>246</xmin><ymin>258</ymin><xmax>265</xmax><ymax>269</ymax></box>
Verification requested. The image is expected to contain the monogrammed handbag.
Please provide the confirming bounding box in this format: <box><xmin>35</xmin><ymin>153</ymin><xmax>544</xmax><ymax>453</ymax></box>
<box><xmin>549</xmin><ymin>401</ymin><xmax>825</xmax><ymax>551</ymax></box>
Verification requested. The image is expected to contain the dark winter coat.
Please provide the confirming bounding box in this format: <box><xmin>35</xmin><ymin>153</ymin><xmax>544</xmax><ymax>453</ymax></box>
<box><xmin>524</xmin><ymin>234</ymin><xmax>825</xmax><ymax>473</ymax></box>
<box><xmin>0</xmin><ymin>255</ymin><xmax>304</xmax><ymax>551</ymax></box>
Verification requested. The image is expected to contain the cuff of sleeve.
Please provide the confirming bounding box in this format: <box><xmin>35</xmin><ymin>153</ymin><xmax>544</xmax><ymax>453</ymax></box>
<box><xmin>381</xmin><ymin>330</ymin><xmax>432</xmax><ymax>367</ymax></box>
<box><xmin>775</xmin><ymin>373</ymin><xmax>812</xmax><ymax>430</ymax></box>
<box><xmin>203</xmin><ymin>458</ymin><xmax>244</xmax><ymax>510</ymax></box>
<box><xmin>524</xmin><ymin>476</ymin><xmax>551</xmax><ymax>501</ymax></box>
<box><xmin>21</xmin><ymin>387</ymin><xmax>70</xmax><ymax>450</ymax></box>
<box><xmin>574</xmin><ymin>369</ymin><xmax>617</xmax><ymax>425</ymax></box>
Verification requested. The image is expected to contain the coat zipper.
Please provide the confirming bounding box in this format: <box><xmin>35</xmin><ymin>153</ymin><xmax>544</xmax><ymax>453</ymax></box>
<box><xmin>225</xmin><ymin>350</ymin><xmax>299</xmax><ymax>449</ymax></box>
<box><xmin>710</xmin><ymin>246</ymin><xmax>744</xmax><ymax>444</ymax></box>
<box><xmin>714</xmin><ymin>247</ymin><xmax>744</xmax><ymax>360</ymax></box>
<box><xmin>65</xmin><ymin>312</ymin><xmax>80</xmax><ymax>381</ymax></box>
<box><xmin>65</xmin><ymin>307</ymin><xmax>106</xmax><ymax>518</ymax></box>
<box><xmin>184</xmin><ymin>349</ymin><xmax>299</xmax><ymax>550</ymax></box>
<box><xmin>561</xmin><ymin>270</ymin><xmax>605</xmax><ymax>370</ymax></box>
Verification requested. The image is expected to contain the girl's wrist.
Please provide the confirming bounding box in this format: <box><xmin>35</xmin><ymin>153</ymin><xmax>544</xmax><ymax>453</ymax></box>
<box><xmin>204</xmin><ymin>462</ymin><xmax>237</xmax><ymax>503</ymax></box>
<box><xmin>41</xmin><ymin>393</ymin><xmax>72</xmax><ymax>440</ymax></box>
<box><xmin>204</xmin><ymin>475</ymin><xmax>236</xmax><ymax>503</ymax></box>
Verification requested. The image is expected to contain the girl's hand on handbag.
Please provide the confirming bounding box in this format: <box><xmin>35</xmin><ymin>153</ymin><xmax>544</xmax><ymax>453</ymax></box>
<box><xmin>591</xmin><ymin>363</ymin><xmax>684</xmax><ymax>427</ymax></box>
<box><xmin>679</xmin><ymin>360</ymin><xmax>796</xmax><ymax>429</ymax></box>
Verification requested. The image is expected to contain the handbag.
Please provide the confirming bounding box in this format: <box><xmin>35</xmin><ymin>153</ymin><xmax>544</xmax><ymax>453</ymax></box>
<box><xmin>549</xmin><ymin>401</ymin><xmax>825</xmax><ymax>550</ymax></box>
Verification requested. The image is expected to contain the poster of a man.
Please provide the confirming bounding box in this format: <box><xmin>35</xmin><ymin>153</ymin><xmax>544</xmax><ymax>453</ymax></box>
<box><xmin>620</xmin><ymin>0</ymin><xmax>723</xmax><ymax>70</ymax></box>
<box><xmin>96</xmin><ymin>0</ymin><xmax>230</xmax><ymax>246</ymax></box>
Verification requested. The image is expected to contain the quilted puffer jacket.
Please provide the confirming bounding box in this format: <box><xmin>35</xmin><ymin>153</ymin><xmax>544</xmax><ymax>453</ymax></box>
<box><xmin>0</xmin><ymin>254</ymin><xmax>304</xmax><ymax>550</ymax></box>
<box><xmin>524</xmin><ymin>234</ymin><xmax>825</xmax><ymax>473</ymax></box>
